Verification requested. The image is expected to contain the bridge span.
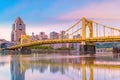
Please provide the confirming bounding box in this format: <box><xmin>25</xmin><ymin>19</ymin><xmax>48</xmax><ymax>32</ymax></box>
<box><xmin>8</xmin><ymin>36</ymin><xmax>120</xmax><ymax>50</ymax></box>
<box><xmin>7</xmin><ymin>17</ymin><xmax>120</xmax><ymax>54</ymax></box>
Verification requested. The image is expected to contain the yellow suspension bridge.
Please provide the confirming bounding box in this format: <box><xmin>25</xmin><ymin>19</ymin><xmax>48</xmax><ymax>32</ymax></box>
<box><xmin>8</xmin><ymin>17</ymin><xmax>120</xmax><ymax>50</ymax></box>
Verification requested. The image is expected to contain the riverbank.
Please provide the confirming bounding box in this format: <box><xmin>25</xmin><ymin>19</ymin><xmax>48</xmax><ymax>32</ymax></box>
<box><xmin>31</xmin><ymin>49</ymin><xmax>75</xmax><ymax>54</ymax></box>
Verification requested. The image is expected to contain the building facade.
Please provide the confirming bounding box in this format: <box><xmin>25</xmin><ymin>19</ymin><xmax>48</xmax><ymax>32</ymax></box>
<box><xmin>59</xmin><ymin>31</ymin><xmax>70</xmax><ymax>48</ymax></box>
<box><xmin>50</xmin><ymin>31</ymin><xmax>60</xmax><ymax>48</ymax></box>
<box><xmin>31</xmin><ymin>32</ymin><xmax>48</xmax><ymax>41</ymax></box>
<box><xmin>50</xmin><ymin>31</ymin><xmax>59</xmax><ymax>39</ymax></box>
<box><xmin>39</xmin><ymin>32</ymin><xmax>48</xmax><ymax>40</ymax></box>
<box><xmin>11</xmin><ymin>17</ymin><xmax>26</xmax><ymax>43</ymax></box>
<box><xmin>72</xmin><ymin>34</ymin><xmax>81</xmax><ymax>49</ymax></box>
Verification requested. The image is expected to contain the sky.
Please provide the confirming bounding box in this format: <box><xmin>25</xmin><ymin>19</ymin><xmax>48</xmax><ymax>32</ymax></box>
<box><xmin>0</xmin><ymin>0</ymin><xmax>120</xmax><ymax>41</ymax></box>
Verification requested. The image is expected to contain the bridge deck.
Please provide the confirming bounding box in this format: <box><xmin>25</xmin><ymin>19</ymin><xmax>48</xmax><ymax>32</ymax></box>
<box><xmin>8</xmin><ymin>36</ymin><xmax>120</xmax><ymax>49</ymax></box>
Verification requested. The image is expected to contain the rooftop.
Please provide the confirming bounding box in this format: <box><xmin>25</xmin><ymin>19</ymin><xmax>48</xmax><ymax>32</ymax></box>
<box><xmin>14</xmin><ymin>16</ymin><xmax>24</xmax><ymax>24</ymax></box>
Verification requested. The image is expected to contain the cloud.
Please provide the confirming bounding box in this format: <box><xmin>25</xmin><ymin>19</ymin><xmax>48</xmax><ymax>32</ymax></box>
<box><xmin>59</xmin><ymin>0</ymin><xmax>120</xmax><ymax>21</ymax></box>
<box><xmin>0</xmin><ymin>24</ymin><xmax>12</xmax><ymax>41</ymax></box>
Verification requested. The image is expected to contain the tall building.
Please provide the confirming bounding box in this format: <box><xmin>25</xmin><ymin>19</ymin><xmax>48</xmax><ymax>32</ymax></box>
<box><xmin>50</xmin><ymin>31</ymin><xmax>59</xmax><ymax>39</ymax></box>
<box><xmin>11</xmin><ymin>17</ymin><xmax>26</xmax><ymax>43</ymax></box>
<box><xmin>73</xmin><ymin>34</ymin><xmax>81</xmax><ymax>39</ymax></box>
<box><xmin>31</xmin><ymin>32</ymin><xmax>35</xmax><ymax>41</ymax></box>
<box><xmin>59</xmin><ymin>31</ymin><xmax>70</xmax><ymax>48</ymax></box>
<box><xmin>72</xmin><ymin>34</ymin><xmax>81</xmax><ymax>50</ymax></box>
<box><xmin>39</xmin><ymin>32</ymin><xmax>48</xmax><ymax>40</ymax></box>
<box><xmin>50</xmin><ymin>31</ymin><xmax>60</xmax><ymax>48</ymax></box>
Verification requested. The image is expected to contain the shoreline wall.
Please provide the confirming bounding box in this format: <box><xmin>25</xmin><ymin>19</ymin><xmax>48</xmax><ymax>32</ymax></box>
<box><xmin>31</xmin><ymin>49</ymin><xmax>75</xmax><ymax>54</ymax></box>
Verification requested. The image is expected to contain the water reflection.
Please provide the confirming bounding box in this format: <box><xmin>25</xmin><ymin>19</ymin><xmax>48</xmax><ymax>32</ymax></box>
<box><xmin>11</xmin><ymin>56</ymin><xmax>25</xmax><ymax>80</ymax></box>
<box><xmin>0</xmin><ymin>55</ymin><xmax>120</xmax><ymax>80</ymax></box>
<box><xmin>10</xmin><ymin>56</ymin><xmax>95</xmax><ymax>80</ymax></box>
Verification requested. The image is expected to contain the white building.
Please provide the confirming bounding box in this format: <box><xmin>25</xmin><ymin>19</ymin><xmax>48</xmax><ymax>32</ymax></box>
<box><xmin>39</xmin><ymin>32</ymin><xmax>48</xmax><ymax>40</ymax></box>
<box><xmin>50</xmin><ymin>31</ymin><xmax>60</xmax><ymax>48</ymax></box>
<box><xmin>59</xmin><ymin>31</ymin><xmax>70</xmax><ymax>48</ymax></box>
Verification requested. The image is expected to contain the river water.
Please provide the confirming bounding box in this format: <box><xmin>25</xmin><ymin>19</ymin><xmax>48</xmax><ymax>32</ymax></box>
<box><xmin>0</xmin><ymin>53</ymin><xmax>120</xmax><ymax>80</ymax></box>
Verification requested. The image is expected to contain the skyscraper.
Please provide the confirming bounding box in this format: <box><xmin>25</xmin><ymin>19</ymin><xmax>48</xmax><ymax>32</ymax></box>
<box><xmin>11</xmin><ymin>17</ymin><xmax>26</xmax><ymax>43</ymax></box>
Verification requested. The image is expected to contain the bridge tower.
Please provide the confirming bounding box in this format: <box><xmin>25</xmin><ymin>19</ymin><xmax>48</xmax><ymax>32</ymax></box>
<box><xmin>81</xmin><ymin>17</ymin><xmax>93</xmax><ymax>43</ymax></box>
<box><xmin>80</xmin><ymin>17</ymin><xmax>95</xmax><ymax>55</ymax></box>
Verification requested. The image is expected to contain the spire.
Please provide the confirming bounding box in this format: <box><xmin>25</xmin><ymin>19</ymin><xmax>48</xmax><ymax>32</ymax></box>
<box><xmin>14</xmin><ymin>16</ymin><xmax>24</xmax><ymax>24</ymax></box>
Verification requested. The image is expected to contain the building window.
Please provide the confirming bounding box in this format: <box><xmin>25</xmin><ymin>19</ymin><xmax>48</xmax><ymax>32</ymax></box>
<box><xmin>19</xmin><ymin>24</ymin><xmax>22</xmax><ymax>30</ymax></box>
<box><xmin>13</xmin><ymin>24</ymin><xmax>15</xmax><ymax>30</ymax></box>
<box><xmin>12</xmin><ymin>34</ymin><xmax>14</xmax><ymax>42</ymax></box>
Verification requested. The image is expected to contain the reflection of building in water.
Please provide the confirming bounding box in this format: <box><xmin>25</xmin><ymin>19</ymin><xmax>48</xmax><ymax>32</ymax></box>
<box><xmin>11</xmin><ymin>57</ymin><xmax>25</xmax><ymax>80</ymax></box>
<box><xmin>39</xmin><ymin>65</ymin><xmax>47</xmax><ymax>73</ymax></box>
<box><xmin>10</xmin><ymin>56</ymin><xmax>120</xmax><ymax>80</ymax></box>
<box><xmin>0</xmin><ymin>62</ymin><xmax>6</xmax><ymax>66</ymax></box>
<box><xmin>50</xmin><ymin>65</ymin><xmax>59</xmax><ymax>73</ymax></box>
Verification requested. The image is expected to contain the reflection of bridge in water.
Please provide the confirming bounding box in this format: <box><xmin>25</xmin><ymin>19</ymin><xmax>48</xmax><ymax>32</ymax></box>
<box><xmin>11</xmin><ymin>56</ymin><xmax>120</xmax><ymax>80</ymax></box>
<box><xmin>8</xmin><ymin>17</ymin><xmax>120</xmax><ymax>54</ymax></box>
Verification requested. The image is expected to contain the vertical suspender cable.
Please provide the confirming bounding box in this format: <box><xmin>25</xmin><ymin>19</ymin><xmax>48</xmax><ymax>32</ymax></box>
<box><xmin>96</xmin><ymin>23</ymin><xmax>98</xmax><ymax>37</ymax></box>
<box><xmin>103</xmin><ymin>26</ymin><xmax>105</xmax><ymax>37</ymax></box>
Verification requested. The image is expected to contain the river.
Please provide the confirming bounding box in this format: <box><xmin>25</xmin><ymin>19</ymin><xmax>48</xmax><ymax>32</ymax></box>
<box><xmin>0</xmin><ymin>53</ymin><xmax>120</xmax><ymax>80</ymax></box>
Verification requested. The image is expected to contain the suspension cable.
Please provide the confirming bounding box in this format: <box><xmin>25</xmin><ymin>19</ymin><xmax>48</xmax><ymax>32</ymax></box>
<box><xmin>65</xmin><ymin>19</ymin><xmax>81</xmax><ymax>32</ymax></box>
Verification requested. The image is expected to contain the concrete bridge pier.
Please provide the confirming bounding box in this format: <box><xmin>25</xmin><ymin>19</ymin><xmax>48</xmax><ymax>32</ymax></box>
<box><xmin>80</xmin><ymin>45</ymin><xmax>96</xmax><ymax>55</ymax></box>
<box><xmin>113</xmin><ymin>47</ymin><xmax>120</xmax><ymax>58</ymax></box>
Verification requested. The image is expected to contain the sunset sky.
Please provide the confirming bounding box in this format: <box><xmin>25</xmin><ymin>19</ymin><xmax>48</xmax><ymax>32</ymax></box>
<box><xmin>0</xmin><ymin>0</ymin><xmax>120</xmax><ymax>41</ymax></box>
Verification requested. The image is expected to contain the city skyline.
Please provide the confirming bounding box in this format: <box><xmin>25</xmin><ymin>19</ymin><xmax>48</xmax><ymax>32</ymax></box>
<box><xmin>0</xmin><ymin>0</ymin><xmax>120</xmax><ymax>41</ymax></box>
